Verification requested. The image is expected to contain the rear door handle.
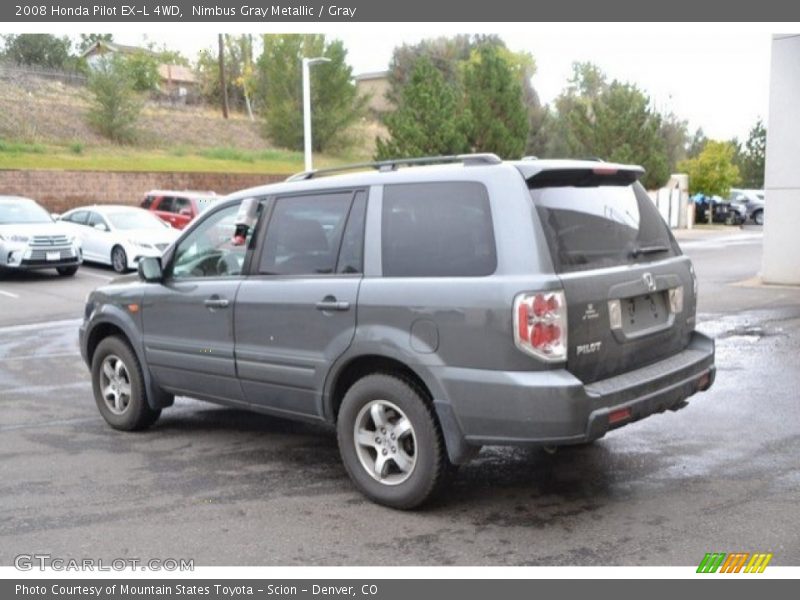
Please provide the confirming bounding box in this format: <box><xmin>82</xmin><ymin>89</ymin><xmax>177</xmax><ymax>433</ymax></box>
<box><xmin>315</xmin><ymin>298</ymin><xmax>350</xmax><ymax>312</ymax></box>
<box><xmin>204</xmin><ymin>296</ymin><xmax>230</xmax><ymax>310</ymax></box>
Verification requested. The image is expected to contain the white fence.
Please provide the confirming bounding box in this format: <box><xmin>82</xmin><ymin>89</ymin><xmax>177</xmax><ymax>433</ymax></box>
<box><xmin>648</xmin><ymin>174</ymin><xmax>691</xmax><ymax>229</ymax></box>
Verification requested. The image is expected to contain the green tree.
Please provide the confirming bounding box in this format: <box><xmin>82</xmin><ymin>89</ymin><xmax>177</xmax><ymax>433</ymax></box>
<box><xmin>386</xmin><ymin>35</ymin><xmax>475</xmax><ymax>106</ymax></box>
<box><xmin>687</xmin><ymin>127</ymin><xmax>708</xmax><ymax>158</ymax></box>
<box><xmin>738</xmin><ymin>119</ymin><xmax>766</xmax><ymax>188</ymax></box>
<box><xmin>553</xmin><ymin>63</ymin><xmax>670</xmax><ymax>188</ymax></box>
<box><xmin>1</xmin><ymin>34</ymin><xmax>72</xmax><ymax>69</ymax></box>
<box><xmin>256</xmin><ymin>34</ymin><xmax>365</xmax><ymax>152</ymax></box>
<box><xmin>678</xmin><ymin>140</ymin><xmax>741</xmax><ymax>197</ymax></box>
<box><xmin>659</xmin><ymin>112</ymin><xmax>689</xmax><ymax>175</ymax></box>
<box><xmin>121</xmin><ymin>50</ymin><xmax>160</xmax><ymax>92</ymax></box>
<box><xmin>375</xmin><ymin>57</ymin><xmax>470</xmax><ymax>159</ymax></box>
<box><xmin>86</xmin><ymin>57</ymin><xmax>142</xmax><ymax>143</ymax></box>
<box><xmin>462</xmin><ymin>44</ymin><xmax>529</xmax><ymax>158</ymax></box>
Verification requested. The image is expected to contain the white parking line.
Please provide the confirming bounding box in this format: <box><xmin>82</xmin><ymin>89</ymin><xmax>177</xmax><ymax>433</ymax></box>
<box><xmin>0</xmin><ymin>289</ymin><xmax>20</xmax><ymax>299</ymax></box>
<box><xmin>80</xmin><ymin>270</ymin><xmax>114</xmax><ymax>281</ymax></box>
<box><xmin>0</xmin><ymin>318</ymin><xmax>82</xmax><ymax>333</ymax></box>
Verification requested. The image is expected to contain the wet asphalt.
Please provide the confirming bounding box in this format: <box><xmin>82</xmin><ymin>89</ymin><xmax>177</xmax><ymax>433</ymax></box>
<box><xmin>1</xmin><ymin>229</ymin><xmax>799</xmax><ymax>566</ymax></box>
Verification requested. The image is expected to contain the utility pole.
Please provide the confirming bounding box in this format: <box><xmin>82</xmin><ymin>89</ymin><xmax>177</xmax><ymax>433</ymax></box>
<box><xmin>218</xmin><ymin>33</ymin><xmax>229</xmax><ymax>119</ymax></box>
<box><xmin>302</xmin><ymin>56</ymin><xmax>331</xmax><ymax>171</ymax></box>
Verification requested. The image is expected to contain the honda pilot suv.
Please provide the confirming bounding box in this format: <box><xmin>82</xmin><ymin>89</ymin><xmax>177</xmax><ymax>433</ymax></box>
<box><xmin>80</xmin><ymin>155</ymin><xmax>715</xmax><ymax>508</ymax></box>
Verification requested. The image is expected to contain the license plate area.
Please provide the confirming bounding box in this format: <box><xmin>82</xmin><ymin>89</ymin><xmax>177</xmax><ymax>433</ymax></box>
<box><xmin>621</xmin><ymin>292</ymin><xmax>668</xmax><ymax>334</ymax></box>
<box><xmin>46</xmin><ymin>251</ymin><xmax>61</xmax><ymax>261</ymax></box>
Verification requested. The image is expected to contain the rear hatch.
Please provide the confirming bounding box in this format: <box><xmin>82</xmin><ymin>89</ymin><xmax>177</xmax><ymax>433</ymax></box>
<box><xmin>522</xmin><ymin>166</ymin><xmax>696</xmax><ymax>384</ymax></box>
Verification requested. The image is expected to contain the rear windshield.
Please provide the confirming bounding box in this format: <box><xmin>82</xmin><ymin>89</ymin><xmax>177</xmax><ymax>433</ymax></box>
<box><xmin>530</xmin><ymin>180</ymin><xmax>678</xmax><ymax>273</ymax></box>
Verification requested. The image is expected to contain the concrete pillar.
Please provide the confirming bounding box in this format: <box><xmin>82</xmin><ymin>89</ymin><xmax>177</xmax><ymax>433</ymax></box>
<box><xmin>762</xmin><ymin>34</ymin><xmax>800</xmax><ymax>284</ymax></box>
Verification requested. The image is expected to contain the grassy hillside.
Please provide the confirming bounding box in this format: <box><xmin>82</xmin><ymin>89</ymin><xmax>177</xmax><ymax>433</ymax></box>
<box><xmin>0</xmin><ymin>75</ymin><xmax>382</xmax><ymax>173</ymax></box>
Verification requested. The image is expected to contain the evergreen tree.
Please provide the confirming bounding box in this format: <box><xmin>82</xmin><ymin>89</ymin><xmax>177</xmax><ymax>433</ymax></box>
<box><xmin>257</xmin><ymin>34</ymin><xmax>365</xmax><ymax>152</ymax></box>
<box><xmin>375</xmin><ymin>57</ymin><xmax>470</xmax><ymax>160</ymax></box>
<box><xmin>463</xmin><ymin>44</ymin><xmax>529</xmax><ymax>158</ymax></box>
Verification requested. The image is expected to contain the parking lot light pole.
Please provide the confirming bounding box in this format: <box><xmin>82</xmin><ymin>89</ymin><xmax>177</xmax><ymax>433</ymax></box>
<box><xmin>303</xmin><ymin>56</ymin><xmax>331</xmax><ymax>172</ymax></box>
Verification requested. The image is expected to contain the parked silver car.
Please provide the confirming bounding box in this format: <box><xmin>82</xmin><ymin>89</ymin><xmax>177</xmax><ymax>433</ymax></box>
<box><xmin>729</xmin><ymin>188</ymin><xmax>765</xmax><ymax>225</ymax></box>
<box><xmin>0</xmin><ymin>196</ymin><xmax>83</xmax><ymax>276</ymax></box>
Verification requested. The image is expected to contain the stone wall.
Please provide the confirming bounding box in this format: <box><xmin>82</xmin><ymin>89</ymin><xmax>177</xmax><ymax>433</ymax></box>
<box><xmin>0</xmin><ymin>169</ymin><xmax>286</xmax><ymax>213</ymax></box>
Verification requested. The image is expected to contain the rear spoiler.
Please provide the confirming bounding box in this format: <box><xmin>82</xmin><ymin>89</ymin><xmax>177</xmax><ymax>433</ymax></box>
<box><xmin>518</xmin><ymin>165</ymin><xmax>645</xmax><ymax>188</ymax></box>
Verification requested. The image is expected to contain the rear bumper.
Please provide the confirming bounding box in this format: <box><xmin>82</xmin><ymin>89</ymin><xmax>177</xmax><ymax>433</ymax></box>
<box><xmin>433</xmin><ymin>331</ymin><xmax>715</xmax><ymax>447</ymax></box>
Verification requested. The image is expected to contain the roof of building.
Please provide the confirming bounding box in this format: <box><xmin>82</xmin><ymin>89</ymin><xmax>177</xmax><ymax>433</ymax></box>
<box><xmin>157</xmin><ymin>64</ymin><xmax>197</xmax><ymax>84</ymax></box>
<box><xmin>81</xmin><ymin>40</ymin><xmax>157</xmax><ymax>58</ymax></box>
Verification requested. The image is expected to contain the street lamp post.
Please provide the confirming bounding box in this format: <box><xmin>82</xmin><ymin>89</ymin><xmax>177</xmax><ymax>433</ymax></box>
<box><xmin>302</xmin><ymin>56</ymin><xmax>331</xmax><ymax>172</ymax></box>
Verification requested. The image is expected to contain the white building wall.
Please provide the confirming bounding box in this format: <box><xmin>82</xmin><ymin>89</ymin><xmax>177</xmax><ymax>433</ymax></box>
<box><xmin>762</xmin><ymin>34</ymin><xmax>800</xmax><ymax>284</ymax></box>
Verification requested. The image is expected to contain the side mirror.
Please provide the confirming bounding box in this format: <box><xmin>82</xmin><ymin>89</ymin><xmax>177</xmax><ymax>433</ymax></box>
<box><xmin>138</xmin><ymin>256</ymin><xmax>163</xmax><ymax>282</ymax></box>
<box><xmin>51</xmin><ymin>213</ymin><xmax>61</xmax><ymax>221</ymax></box>
<box><xmin>94</xmin><ymin>223</ymin><xmax>109</xmax><ymax>232</ymax></box>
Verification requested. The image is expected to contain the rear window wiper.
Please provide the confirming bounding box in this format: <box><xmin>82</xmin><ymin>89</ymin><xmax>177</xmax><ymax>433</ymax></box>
<box><xmin>629</xmin><ymin>244</ymin><xmax>669</xmax><ymax>258</ymax></box>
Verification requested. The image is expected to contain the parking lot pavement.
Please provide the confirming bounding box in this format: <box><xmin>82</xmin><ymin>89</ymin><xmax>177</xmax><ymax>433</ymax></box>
<box><xmin>0</xmin><ymin>264</ymin><xmax>115</xmax><ymax>327</ymax></box>
<box><xmin>1</xmin><ymin>236</ymin><xmax>799</xmax><ymax>566</ymax></box>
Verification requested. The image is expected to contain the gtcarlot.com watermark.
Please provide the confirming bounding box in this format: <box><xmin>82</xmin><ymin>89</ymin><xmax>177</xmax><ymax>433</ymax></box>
<box><xmin>15</xmin><ymin>554</ymin><xmax>194</xmax><ymax>572</ymax></box>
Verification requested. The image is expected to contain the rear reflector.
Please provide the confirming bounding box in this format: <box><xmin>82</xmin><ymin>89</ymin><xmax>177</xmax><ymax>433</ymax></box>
<box><xmin>697</xmin><ymin>371</ymin><xmax>711</xmax><ymax>391</ymax></box>
<box><xmin>608</xmin><ymin>407</ymin><xmax>632</xmax><ymax>425</ymax></box>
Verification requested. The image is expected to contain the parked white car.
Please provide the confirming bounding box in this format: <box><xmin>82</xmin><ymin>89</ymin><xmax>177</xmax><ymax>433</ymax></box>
<box><xmin>0</xmin><ymin>196</ymin><xmax>82</xmax><ymax>277</ymax></box>
<box><xmin>59</xmin><ymin>205</ymin><xmax>180</xmax><ymax>273</ymax></box>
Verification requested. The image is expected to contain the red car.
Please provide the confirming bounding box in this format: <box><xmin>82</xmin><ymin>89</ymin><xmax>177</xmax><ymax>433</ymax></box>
<box><xmin>141</xmin><ymin>190</ymin><xmax>219</xmax><ymax>229</ymax></box>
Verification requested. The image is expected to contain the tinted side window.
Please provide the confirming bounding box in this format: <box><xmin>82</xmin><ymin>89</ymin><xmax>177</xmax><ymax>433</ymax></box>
<box><xmin>141</xmin><ymin>196</ymin><xmax>154</xmax><ymax>209</ymax></box>
<box><xmin>337</xmin><ymin>191</ymin><xmax>367</xmax><ymax>274</ymax></box>
<box><xmin>259</xmin><ymin>192</ymin><xmax>353</xmax><ymax>276</ymax></box>
<box><xmin>382</xmin><ymin>182</ymin><xmax>496</xmax><ymax>277</ymax></box>
<box><xmin>156</xmin><ymin>197</ymin><xmax>175</xmax><ymax>213</ymax></box>
<box><xmin>87</xmin><ymin>212</ymin><xmax>107</xmax><ymax>229</ymax></box>
<box><xmin>67</xmin><ymin>210</ymin><xmax>88</xmax><ymax>225</ymax></box>
<box><xmin>174</xmin><ymin>197</ymin><xmax>192</xmax><ymax>213</ymax></box>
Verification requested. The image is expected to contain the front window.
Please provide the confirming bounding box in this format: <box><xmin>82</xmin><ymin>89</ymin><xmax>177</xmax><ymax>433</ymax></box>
<box><xmin>171</xmin><ymin>203</ymin><xmax>255</xmax><ymax>278</ymax></box>
<box><xmin>0</xmin><ymin>200</ymin><xmax>52</xmax><ymax>224</ymax></box>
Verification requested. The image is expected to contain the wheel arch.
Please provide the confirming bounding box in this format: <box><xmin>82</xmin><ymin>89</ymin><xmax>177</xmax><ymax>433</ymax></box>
<box><xmin>84</xmin><ymin>310</ymin><xmax>173</xmax><ymax>410</ymax></box>
<box><xmin>323</xmin><ymin>352</ymin><xmax>475</xmax><ymax>465</ymax></box>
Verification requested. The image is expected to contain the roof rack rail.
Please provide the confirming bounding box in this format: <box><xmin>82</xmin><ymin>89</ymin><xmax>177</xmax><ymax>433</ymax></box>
<box><xmin>285</xmin><ymin>153</ymin><xmax>502</xmax><ymax>182</ymax></box>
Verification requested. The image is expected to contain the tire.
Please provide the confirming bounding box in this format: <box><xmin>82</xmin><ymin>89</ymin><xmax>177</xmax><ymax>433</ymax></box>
<box><xmin>111</xmin><ymin>246</ymin><xmax>128</xmax><ymax>273</ymax></box>
<box><xmin>91</xmin><ymin>336</ymin><xmax>161</xmax><ymax>431</ymax></box>
<box><xmin>57</xmin><ymin>266</ymin><xmax>79</xmax><ymax>277</ymax></box>
<box><xmin>336</xmin><ymin>373</ymin><xmax>451</xmax><ymax>509</ymax></box>
<box><xmin>753</xmin><ymin>210</ymin><xmax>764</xmax><ymax>226</ymax></box>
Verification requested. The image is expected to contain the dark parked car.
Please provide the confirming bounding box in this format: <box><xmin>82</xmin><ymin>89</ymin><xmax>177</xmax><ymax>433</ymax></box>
<box><xmin>141</xmin><ymin>190</ymin><xmax>219</xmax><ymax>230</ymax></box>
<box><xmin>80</xmin><ymin>155</ymin><xmax>715</xmax><ymax>508</ymax></box>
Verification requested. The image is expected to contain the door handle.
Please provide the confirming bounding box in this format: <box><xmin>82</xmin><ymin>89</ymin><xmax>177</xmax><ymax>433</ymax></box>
<box><xmin>204</xmin><ymin>296</ymin><xmax>230</xmax><ymax>310</ymax></box>
<box><xmin>315</xmin><ymin>298</ymin><xmax>350</xmax><ymax>312</ymax></box>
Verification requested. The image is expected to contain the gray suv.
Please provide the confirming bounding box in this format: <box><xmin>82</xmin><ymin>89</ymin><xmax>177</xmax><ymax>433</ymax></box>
<box><xmin>80</xmin><ymin>155</ymin><xmax>715</xmax><ymax>508</ymax></box>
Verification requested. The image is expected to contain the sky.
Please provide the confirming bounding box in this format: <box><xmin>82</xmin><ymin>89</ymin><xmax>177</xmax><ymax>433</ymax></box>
<box><xmin>109</xmin><ymin>24</ymin><xmax>773</xmax><ymax>142</ymax></box>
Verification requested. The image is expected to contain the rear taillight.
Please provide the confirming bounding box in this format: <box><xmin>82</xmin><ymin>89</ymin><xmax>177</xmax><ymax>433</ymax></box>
<box><xmin>513</xmin><ymin>290</ymin><xmax>568</xmax><ymax>362</ymax></box>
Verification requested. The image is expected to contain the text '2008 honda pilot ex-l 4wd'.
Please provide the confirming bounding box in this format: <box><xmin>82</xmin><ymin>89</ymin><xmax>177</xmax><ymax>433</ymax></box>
<box><xmin>80</xmin><ymin>154</ymin><xmax>715</xmax><ymax>508</ymax></box>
